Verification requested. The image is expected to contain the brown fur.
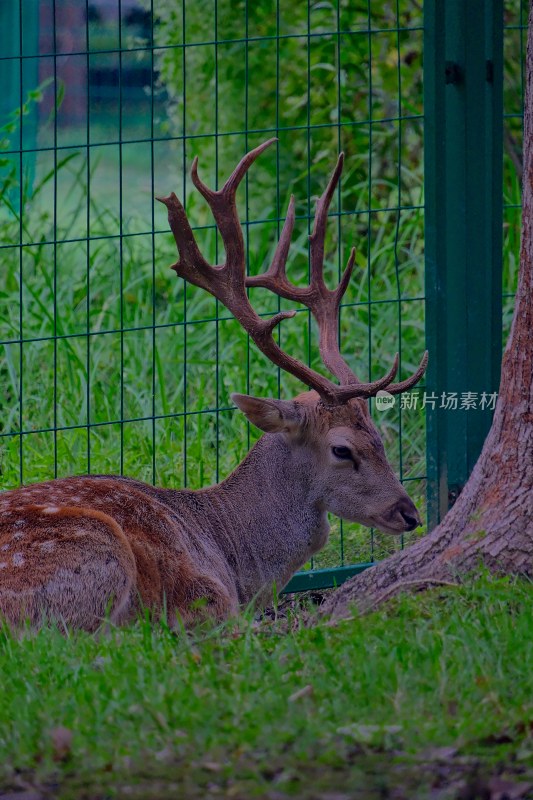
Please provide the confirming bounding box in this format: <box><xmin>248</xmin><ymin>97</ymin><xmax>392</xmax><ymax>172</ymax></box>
<box><xmin>0</xmin><ymin>393</ymin><xmax>420</xmax><ymax>631</ymax></box>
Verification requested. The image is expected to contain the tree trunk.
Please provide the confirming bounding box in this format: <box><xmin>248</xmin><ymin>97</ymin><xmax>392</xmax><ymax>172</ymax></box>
<box><xmin>322</xmin><ymin>7</ymin><xmax>533</xmax><ymax>620</ymax></box>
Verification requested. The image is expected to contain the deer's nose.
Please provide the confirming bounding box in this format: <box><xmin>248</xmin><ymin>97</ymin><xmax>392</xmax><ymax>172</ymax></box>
<box><xmin>395</xmin><ymin>498</ymin><xmax>421</xmax><ymax>531</ymax></box>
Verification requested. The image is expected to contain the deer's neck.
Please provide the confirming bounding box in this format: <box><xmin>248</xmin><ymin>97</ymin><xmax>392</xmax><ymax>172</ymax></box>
<box><xmin>200</xmin><ymin>434</ymin><xmax>328</xmax><ymax>605</ymax></box>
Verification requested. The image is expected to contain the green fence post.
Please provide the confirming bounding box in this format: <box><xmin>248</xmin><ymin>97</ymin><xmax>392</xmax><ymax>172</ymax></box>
<box><xmin>424</xmin><ymin>0</ymin><xmax>504</xmax><ymax>529</ymax></box>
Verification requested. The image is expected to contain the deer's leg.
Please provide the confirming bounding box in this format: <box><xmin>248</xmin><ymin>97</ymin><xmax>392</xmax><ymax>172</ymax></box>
<box><xmin>167</xmin><ymin>569</ymin><xmax>238</xmax><ymax>627</ymax></box>
<box><xmin>0</xmin><ymin>505</ymin><xmax>137</xmax><ymax>632</ymax></box>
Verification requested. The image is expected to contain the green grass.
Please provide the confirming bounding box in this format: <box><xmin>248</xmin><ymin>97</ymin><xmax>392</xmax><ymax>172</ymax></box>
<box><xmin>0</xmin><ymin>574</ymin><xmax>531</xmax><ymax>799</ymax></box>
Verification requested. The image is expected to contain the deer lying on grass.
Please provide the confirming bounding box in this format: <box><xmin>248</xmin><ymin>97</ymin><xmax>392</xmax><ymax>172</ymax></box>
<box><xmin>0</xmin><ymin>139</ymin><xmax>427</xmax><ymax>631</ymax></box>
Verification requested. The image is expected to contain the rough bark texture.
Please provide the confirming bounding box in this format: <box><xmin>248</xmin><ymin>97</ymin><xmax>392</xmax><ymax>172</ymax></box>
<box><xmin>323</xmin><ymin>8</ymin><xmax>533</xmax><ymax>619</ymax></box>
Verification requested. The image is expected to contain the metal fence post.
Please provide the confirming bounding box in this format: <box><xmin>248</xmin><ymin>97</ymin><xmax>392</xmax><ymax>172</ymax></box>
<box><xmin>424</xmin><ymin>0</ymin><xmax>504</xmax><ymax>529</ymax></box>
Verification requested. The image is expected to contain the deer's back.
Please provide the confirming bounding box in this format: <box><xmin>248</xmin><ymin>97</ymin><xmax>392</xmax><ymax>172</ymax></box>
<box><xmin>0</xmin><ymin>476</ymin><xmax>237</xmax><ymax>629</ymax></box>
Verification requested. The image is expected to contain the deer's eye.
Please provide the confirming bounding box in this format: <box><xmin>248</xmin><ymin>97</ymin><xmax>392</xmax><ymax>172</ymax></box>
<box><xmin>332</xmin><ymin>446</ymin><xmax>352</xmax><ymax>460</ymax></box>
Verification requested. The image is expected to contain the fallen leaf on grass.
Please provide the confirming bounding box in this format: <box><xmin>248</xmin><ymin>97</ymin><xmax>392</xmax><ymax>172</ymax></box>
<box><xmin>155</xmin><ymin>745</ymin><xmax>174</xmax><ymax>763</ymax></box>
<box><xmin>416</xmin><ymin>745</ymin><xmax>458</xmax><ymax>762</ymax></box>
<box><xmin>203</xmin><ymin>762</ymin><xmax>223</xmax><ymax>772</ymax></box>
<box><xmin>288</xmin><ymin>685</ymin><xmax>314</xmax><ymax>702</ymax></box>
<box><xmin>50</xmin><ymin>726</ymin><xmax>72</xmax><ymax>762</ymax></box>
<box><xmin>336</xmin><ymin>723</ymin><xmax>402</xmax><ymax>744</ymax></box>
<box><xmin>447</xmin><ymin>700</ymin><xmax>459</xmax><ymax>716</ymax></box>
<box><xmin>325</xmin><ymin>616</ymin><xmax>355</xmax><ymax>628</ymax></box>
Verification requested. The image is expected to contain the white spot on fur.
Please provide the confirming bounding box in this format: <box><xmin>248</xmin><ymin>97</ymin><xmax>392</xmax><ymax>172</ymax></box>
<box><xmin>0</xmin><ymin>562</ymin><xmax>7</xmax><ymax>569</ymax></box>
<box><xmin>12</xmin><ymin>532</ymin><xmax>25</xmax><ymax>541</ymax></box>
<box><xmin>1</xmin><ymin>544</ymin><xmax>10</xmax><ymax>552</ymax></box>
<box><xmin>12</xmin><ymin>553</ymin><xmax>25</xmax><ymax>567</ymax></box>
<box><xmin>42</xmin><ymin>506</ymin><xmax>59</xmax><ymax>514</ymax></box>
<box><xmin>14</xmin><ymin>519</ymin><xmax>26</xmax><ymax>527</ymax></box>
<box><xmin>39</xmin><ymin>541</ymin><xmax>56</xmax><ymax>553</ymax></box>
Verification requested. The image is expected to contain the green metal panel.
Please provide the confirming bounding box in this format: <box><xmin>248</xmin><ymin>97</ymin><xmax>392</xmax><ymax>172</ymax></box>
<box><xmin>282</xmin><ymin>563</ymin><xmax>374</xmax><ymax>594</ymax></box>
<box><xmin>424</xmin><ymin>0</ymin><xmax>504</xmax><ymax>528</ymax></box>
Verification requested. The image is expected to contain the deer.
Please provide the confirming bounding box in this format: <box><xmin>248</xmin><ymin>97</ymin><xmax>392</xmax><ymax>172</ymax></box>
<box><xmin>0</xmin><ymin>138</ymin><xmax>428</xmax><ymax>632</ymax></box>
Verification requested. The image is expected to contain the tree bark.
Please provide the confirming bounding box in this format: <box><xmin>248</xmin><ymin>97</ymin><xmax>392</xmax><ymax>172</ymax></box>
<box><xmin>322</xmin><ymin>7</ymin><xmax>533</xmax><ymax>620</ymax></box>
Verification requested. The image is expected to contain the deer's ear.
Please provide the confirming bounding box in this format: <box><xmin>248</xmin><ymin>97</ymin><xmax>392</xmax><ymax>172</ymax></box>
<box><xmin>231</xmin><ymin>394</ymin><xmax>302</xmax><ymax>434</ymax></box>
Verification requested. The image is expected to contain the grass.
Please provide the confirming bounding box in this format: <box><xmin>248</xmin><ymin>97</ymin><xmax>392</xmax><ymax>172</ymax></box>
<box><xmin>0</xmin><ymin>574</ymin><xmax>531</xmax><ymax>799</ymax></box>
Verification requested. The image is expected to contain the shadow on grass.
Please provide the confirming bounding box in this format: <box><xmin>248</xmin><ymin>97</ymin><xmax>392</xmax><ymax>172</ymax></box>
<box><xmin>2</xmin><ymin>745</ymin><xmax>532</xmax><ymax>800</ymax></box>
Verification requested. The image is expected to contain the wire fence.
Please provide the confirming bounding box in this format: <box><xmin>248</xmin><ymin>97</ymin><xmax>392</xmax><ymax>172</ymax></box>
<box><xmin>0</xmin><ymin>0</ymin><xmax>525</xmax><ymax>590</ymax></box>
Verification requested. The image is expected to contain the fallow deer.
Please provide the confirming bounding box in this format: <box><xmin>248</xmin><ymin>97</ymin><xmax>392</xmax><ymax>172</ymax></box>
<box><xmin>0</xmin><ymin>139</ymin><xmax>427</xmax><ymax>631</ymax></box>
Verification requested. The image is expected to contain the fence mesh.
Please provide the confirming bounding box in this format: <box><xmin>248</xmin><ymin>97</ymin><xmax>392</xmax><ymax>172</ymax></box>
<box><xmin>0</xmin><ymin>0</ymin><xmax>524</xmax><ymax>587</ymax></box>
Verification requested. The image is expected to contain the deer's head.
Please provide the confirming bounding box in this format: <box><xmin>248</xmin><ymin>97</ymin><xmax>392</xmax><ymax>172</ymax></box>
<box><xmin>159</xmin><ymin>139</ymin><xmax>427</xmax><ymax>535</ymax></box>
<box><xmin>231</xmin><ymin>392</ymin><xmax>420</xmax><ymax>535</ymax></box>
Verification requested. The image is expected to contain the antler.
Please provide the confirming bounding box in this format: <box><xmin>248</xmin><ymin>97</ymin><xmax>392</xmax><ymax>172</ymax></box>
<box><xmin>158</xmin><ymin>139</ymin><xmax>427</xmax><ymax>405</ymax></box>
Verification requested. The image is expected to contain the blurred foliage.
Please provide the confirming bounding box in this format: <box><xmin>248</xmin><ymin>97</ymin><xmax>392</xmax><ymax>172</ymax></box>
<box><xmin>149</xmin><ymin>0</ymin><xmax>524</xmax><ymax>336</ymax></box>
<box><xmin>150</xmin><ymin>0</ymin><xmax>424</xmax><ymax>225</ymax></box>
<box><xmin>150</xmin><ymin>0</ymin><xmax>524</xmax><ymax>211</ymax></box>
<box><xmin>149</xmin><ymin>0</ymin><xmax>527</xmax><ymax>209</ymax></box>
